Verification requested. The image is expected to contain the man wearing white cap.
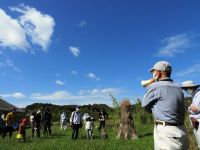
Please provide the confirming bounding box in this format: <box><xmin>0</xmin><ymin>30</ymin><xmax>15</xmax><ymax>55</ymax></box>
<box><xmin>142</xmin><ymin>61</ymin><xmax>188</xmax><ymax>150</ymax></box>
<box><xmin>181</xmin><ymin>80</ymin><xmax>200</xmax><ymax>148</ymax></box>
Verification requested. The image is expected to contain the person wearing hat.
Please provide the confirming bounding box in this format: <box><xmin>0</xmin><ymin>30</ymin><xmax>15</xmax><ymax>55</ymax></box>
<box><xmin>70</xmin><ymin>106</ymin><xmax>82</xmax><ymax>140</ymax></box>
<box><xmin>142</xmin><ymin>61</ymin><xmax>188</xmax><ymax>150</ymax></box>
<box><xmin>181</xmin><ymin>80</ymin><xmax>200</xmax><ymax>148</ymax></box>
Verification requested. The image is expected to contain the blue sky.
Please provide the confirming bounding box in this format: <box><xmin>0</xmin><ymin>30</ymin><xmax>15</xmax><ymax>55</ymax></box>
<box><xmin>0</xmin><ymin>0</ymin><xmax>200</xmax><ymax>107</ymax></box>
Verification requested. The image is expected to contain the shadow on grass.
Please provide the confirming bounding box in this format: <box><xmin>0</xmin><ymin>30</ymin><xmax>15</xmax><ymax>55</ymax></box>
<box><xmin>138</xmin><ymin>132</ymin><xmax>153</xmax><ymax>138</ymax></box>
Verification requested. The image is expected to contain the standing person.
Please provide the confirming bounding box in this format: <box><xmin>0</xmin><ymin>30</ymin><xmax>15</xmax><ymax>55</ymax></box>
<box><xmin>85</xmin><ymin>116</ymin><xmax>94</xmax><ymax>140</ymax></box>
<box><xmin>60</xmin><ymin>111</ymin><xmax>67</xmax><ymax>131</ymax></box>
<box><xmin>142</xmin><ymin>61</ymin><xmax>188</xmax><ymax>150</ymax></box>
<box><xmin>2</xmin><ymin>107</ymin><xmax>16</xmax><ymax>139</ymax></box>
<box><xmin>30</xmin><ymin>112</ymin><xmax>36</xmax><ymax>139</ymax></box>
<box><xmin>99</xmin><ymin>109</ymin><xmax>108</xmax><ymax>132</ymax></box>
<box><xmin>43</xmin><ymin>108</ymin><xmax>52</xmax><ymax>138</ymax></box>
<box><xmin>35</xmin><ymin>110</ymin><xmax>42</xmax><ymax>139</ymax></box>
<box><xmin>70</xmin><ymin>106</ymin><xmax>82</xmax><ymax>140</ymax></box>
<box><xmin>181</xmin><ymin>80</ymin><xmax>200</xmax><ymax>148</ymax></box>
<box><xmin>17</xmin><ymin>118</ymin><xmax>27</xmax><ymax>142</ymax></box>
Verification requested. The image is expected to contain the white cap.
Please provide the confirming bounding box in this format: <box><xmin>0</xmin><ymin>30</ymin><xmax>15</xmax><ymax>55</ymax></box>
<box><xmin>150</xmin><ymin>61</ymin><xmax>172</xmax><ymax>72</ymax></box>
<box><xmin>181</xmin><ymin>80</ymin><xmax>200</xmax><ymax>88</ymax></box>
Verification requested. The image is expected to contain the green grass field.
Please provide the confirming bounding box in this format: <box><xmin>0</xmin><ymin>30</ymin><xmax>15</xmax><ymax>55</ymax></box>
<box><xmin>0</xmin><ymin>107</ymin><xmax>199</xmax><ymax>150</ymax></box>
<box><xmin>0</xmin><ymin>120</ymin><xmax>154</xmax><ymax>150</ymax></box>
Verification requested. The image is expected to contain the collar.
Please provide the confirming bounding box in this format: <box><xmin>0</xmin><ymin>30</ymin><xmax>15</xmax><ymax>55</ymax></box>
<box><xmin>159</xmin><ymin>77</ymin><xmax>173</xmax><ymax>82</ymax></box>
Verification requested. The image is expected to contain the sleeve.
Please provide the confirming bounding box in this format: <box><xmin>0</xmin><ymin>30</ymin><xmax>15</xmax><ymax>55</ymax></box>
<box><xmin>70</xmin><ymin>112</ymin><xmax>74</xmax><ymax>123</ymax></box>
<box><xmin>142</xmin><ymin>87</ymin><xmax>159</xmax><ymax>112</ymax></box>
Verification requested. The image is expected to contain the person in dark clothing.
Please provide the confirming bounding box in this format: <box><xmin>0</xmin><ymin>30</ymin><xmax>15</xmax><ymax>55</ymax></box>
<box><xmin>99</xmin><ymin>109</ymin><xmax>108</xmax><ymax>132</ymax></box>
<box><xmin>43</xmin><ymin>108</ymin><xmax>52</xmax><ymax>138</ymax></box>
<box><xmin>35</xmin><ymin>110</ymin><xmax>42</xmax><ymax>138</ymax></box>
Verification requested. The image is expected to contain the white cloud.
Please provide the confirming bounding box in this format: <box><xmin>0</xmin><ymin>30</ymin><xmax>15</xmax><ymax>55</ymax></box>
<box><xmin>87</xmin><ymin>73</ymin><xmax>101</xmax><ymax>81</ymax></box>
<box><xmin>157</xmin><ymin>34</ymin><xmax>191</xmax><ymax>57</ymax></box>
<box><xmin>30</xmin><ymin>88</ymin><xmax>122</xmax><ymax>106</ymax></box>
<box><xmin>10</xmin><ymin>4</ymin><xmax>55</xmax><ymax>51</ymax></box>
<box><xmin>0</xmin><ymin>92</ymin><xmax>26</xmax><ymax>99</ymax></box>
<box><xmin>175</xmin><ymin>63</ymin><xmax>200</xmax><ymax>78</ymax></box>
<box><xmin>55</xmin><ymin>80</ymin><xmax>65</xmax><ymax>86</ymax></box>
<box><xmin>69</xmin><ymin>46</ymin><xmax>80</xmax><ymax>57</ymax></box>
<box><xmin>71</xmin><ymin>70</ymin><xmax>78</xmax><ymax>76</ymax></box>
<box><xmin>77</xmin><ymin>20</ymin><xmax>87</xmax><ymax>28</ymax></box>
<box><xmin>0</xmin><ymin>9</ymin><xmax>29</xmax><ymax>51</ymax></box>
<box><xmin>0</xmin><ymin>4</ymin><xmax>55</xmax><ymax>52</ymax></box>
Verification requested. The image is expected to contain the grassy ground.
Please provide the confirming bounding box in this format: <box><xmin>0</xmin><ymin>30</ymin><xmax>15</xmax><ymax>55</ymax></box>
<box><xmin>0</xmin><ymin>121</ymin><xmax>153</xmax><ymax>150</ymax></box>
<box><xmin>0</xmin><ymin>107</ymin><xmax>198</xmax><ymax>150</ymax></box>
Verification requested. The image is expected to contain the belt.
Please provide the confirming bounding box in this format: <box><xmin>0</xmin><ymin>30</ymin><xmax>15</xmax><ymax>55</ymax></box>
<box><xmin>155</xmin><ymin>120</ymin><xmax>184</xmax><ymax>126</ymax></box>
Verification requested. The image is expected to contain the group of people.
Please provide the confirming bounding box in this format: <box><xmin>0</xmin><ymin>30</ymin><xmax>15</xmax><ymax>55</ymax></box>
<box><xmin>68</xmin><ymin>106</ymin><xmax>108</xmax><ymax>140</ymax></box>
<box><xmin>142</xmin><ymin>60</ymin><xmax>200</xmax><ymax>150</ymax></box>
<box><xmin>29</xmin><ymin>107</ymin><xmax>52</xmax><ymax>140</ymax></box>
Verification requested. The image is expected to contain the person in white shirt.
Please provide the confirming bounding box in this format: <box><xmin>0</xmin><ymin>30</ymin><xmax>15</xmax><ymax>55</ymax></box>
<box><xmin>85</xmin><ymin>116</ymin><xmax>94</xmax><ymax>140</ymax></box>
<box><xmin>70</xmin><ymin>106</ymin><xmax>82</xmax><ymax>140</ymax></box>
<box><xmin>182</xmin><ymin>80</ymin><xmax>200</xmax><ymax>148</ymax></box>
<box><xmin>60</xmin><ymin>111</ymin><xmax>67</xmax><ymax>131</ymax></box>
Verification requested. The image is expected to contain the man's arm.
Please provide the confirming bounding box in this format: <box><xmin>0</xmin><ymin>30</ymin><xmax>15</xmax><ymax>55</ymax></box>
<box><xmin>142</xmin><ymin>88</ymin><xmax>157</xmax><ymax>112</ymax></box>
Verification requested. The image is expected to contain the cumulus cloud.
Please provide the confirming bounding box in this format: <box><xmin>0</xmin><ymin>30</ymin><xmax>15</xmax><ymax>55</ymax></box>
<box><xmin>87</xmin><ymin>73</ymin><xmax>100</xmax><ymax>81</ymax></box>
<box><xmin>10</xmin><ymin>4</ymin><xmax>55</xmax><ymax>51</ymax></box>
<box><xmin>55</xmin><ymin>80</ymin><xmax>65</xmax><ymax>86</ymax></box>
<box><xmin>30</xmin><ymin>88</ymin><xmax>122</xmax><ymax>105</ymax></box>
<box><xmin>0</xmin><ymin>9</ymin><xmax>29</xmax><ymax>51</ymax></box>
<box><xmin>69</xmin><ymin>46</ymin><xmax>80</xmax><ymax>57</ymax></box>
<box><xmin>0</xmin><ymin>4</ymin><xmax>55</xmax><ymax>52</ymax></box>
<box><xmin>157</xmin><ymin>34</ymin><xmax>191</xmax><ymax>57</ymax></box>
<box><xmin>0</xmin><ymin>92</ymin><xmax>26</xmax><ymax>99</ymax></box>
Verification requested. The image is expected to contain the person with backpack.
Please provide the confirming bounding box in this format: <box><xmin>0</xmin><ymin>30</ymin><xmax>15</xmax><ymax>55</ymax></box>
<box><xmin>43</xmin><ymin>108</ymin><xmax>52</xmax><ymax>138</ymax></box>
<box><xmin>70</xmin><ymin>106</ymin><xmax>82</xmax><ymax>140</ymax></box>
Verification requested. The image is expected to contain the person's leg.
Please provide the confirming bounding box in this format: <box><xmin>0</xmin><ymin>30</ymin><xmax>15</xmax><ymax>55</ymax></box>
<box><xmin>2</xmin><ymin>126</ymin><xmax>7</xmax><ymax>139</ymax></box>
<box><xmin>43</xmin><ymin>122</ymin><xmax>47</xmax><ymax>138</ymax></box>
<box><xmin>75</xmin><ymin>125</ymin><xmax>79</xmax><ymax>139</ymax></box>
<box><xmin>48</xmin><ymin>123</ymin><xmax>51</xmax><ymax>136</ymax></box>
<box><xmin>91</xmin><ymin>129</ymin><xmax>93</xmax><ymax>140</ymax></box>
<box><xmin>36</xmin><ymin>125</ymin><xmax>40</xmax><ymax>138</ymax></box>
<box><xmin>155</xmin><ymin>125</ymin><xmax>189</xmax><ymax>150</ymax></box>
<box><xmin>71</xmin><ymin>124</ymin><xmax>76</xmax><ymax>139</ymax></box>
<box><xmin>23</xmin><ymin>131</ymin><xmax>26</xmax><ymax>142</ymax></box>
<box><xmin>86</xmin><ymin>129</ymin><xmax>89</xmax><ymax>139</ymax></box>
<box><xmin>89</xmin><ymin>129</ymin><xmax>92</xmax><ymax>140</ymax></box>
<box><xmin>60</xmin><ymin>122</ymin><xmax>63</xmax><ymax>130</ymax></box>
<box><xmin>99</xmin><ymin>121</ymin><xmax>102</xmax><ymax>133</ymax></box>
<box><xmin>102</xmin><ymin>121</ymin><xmax>105</xmax><ymax>128</ymax></box>
<box><xmin>8</xmin><ymin>126</ymin><xmax>13</xmax><ymax>139</ymax></box>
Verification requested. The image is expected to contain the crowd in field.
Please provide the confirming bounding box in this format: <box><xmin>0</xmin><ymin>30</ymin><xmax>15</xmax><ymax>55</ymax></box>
<box><xmin>0</xmin><ymin>106</ymin><xmax>108</xmax><ymax>142</ymax></box>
